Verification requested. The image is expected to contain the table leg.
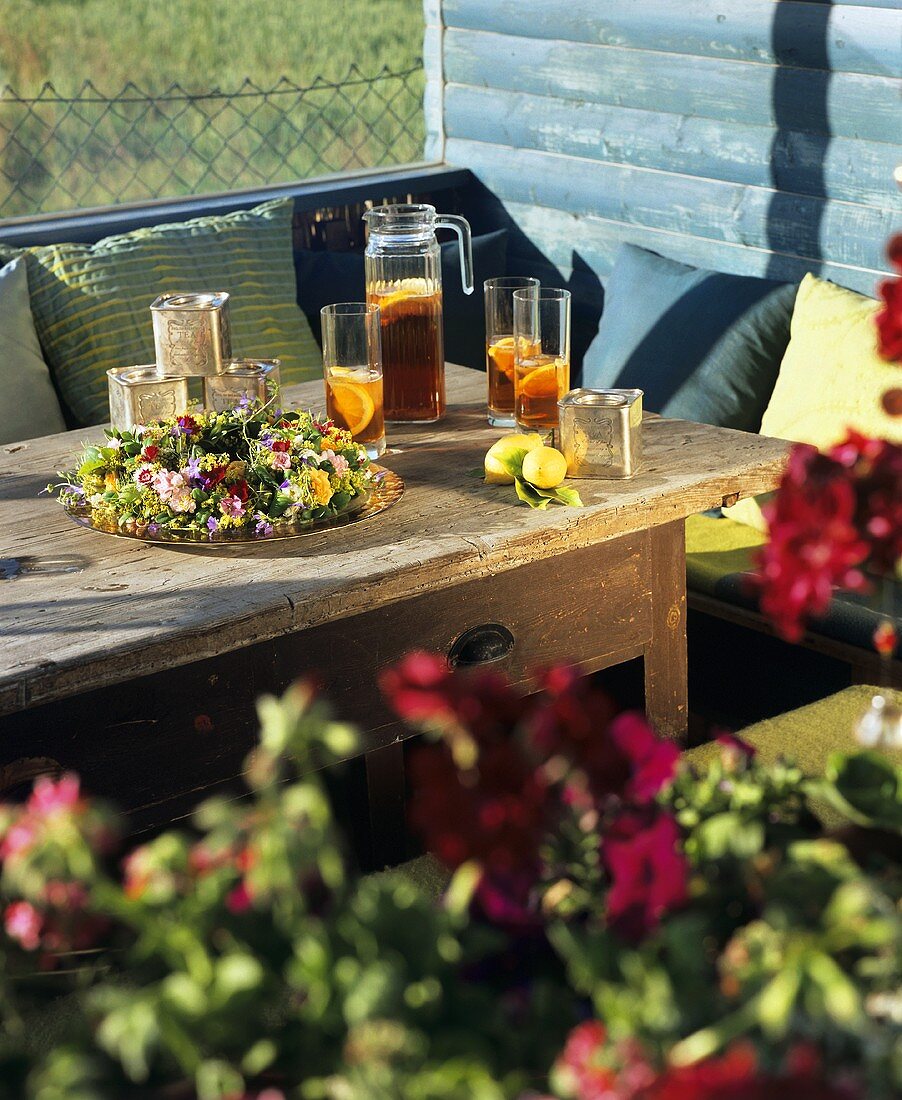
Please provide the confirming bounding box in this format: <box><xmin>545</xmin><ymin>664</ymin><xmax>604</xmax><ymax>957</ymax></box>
<box><xmin>364</xmin><ymin>740</ymin><xmax>408</xmax><ymax>869</ymax></box>
<box><xmin>644</xmin><ymin>520</ymin><xmax>689</xmax><ymax>742</ymax></box>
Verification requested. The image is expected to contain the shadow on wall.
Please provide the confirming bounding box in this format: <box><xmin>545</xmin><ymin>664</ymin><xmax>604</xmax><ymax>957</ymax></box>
<box><xmin>766</xmin><ymin>0</ymin><xmax>833</xmax><ymax>279</ymax></box>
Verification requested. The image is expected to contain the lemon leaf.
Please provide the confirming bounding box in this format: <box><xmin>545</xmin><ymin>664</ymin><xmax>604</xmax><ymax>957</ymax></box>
<box><xmin>515</xmin><ymin>477</ymin><xmax>551</xmax><ymax>509</ymax></box>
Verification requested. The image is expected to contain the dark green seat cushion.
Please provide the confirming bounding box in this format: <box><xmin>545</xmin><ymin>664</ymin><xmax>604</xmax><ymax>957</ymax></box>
<box><xmin>1</xmin><ymin>198</ymin><xmax>321</xmax><ymax>426</ymax></box>
<box><xmin>686</xmin><ymin>513</ymin><xmax>901</xmax><ymax>658</ymax></box>
<box><xmin>584</xmin><ymin>244</ymin><xmax>796</xmax><ymax>430</ymax></box>
<box><xmin>685</xmin><ymin>684</ymin><xmax>901</xmax><ymax>779</ymax></box>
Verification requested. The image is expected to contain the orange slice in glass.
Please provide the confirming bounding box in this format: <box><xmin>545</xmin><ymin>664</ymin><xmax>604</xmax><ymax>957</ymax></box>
<box><xmin>330</xmin><ymin>381</ymin><xmax>375</xmax><ymax>436</ymax></box>
<box><xmin>521</xmin><ymin>362</ymin><xmax>560</xmax><ymax>398</ymax></box>
<box><xmin>488</xmin><ymin>336</ymin><xmax>517</xmax><ymax>378</ymax></box>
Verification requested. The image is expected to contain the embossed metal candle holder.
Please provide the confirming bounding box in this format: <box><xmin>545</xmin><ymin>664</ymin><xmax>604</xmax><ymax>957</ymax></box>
<box><xmin>107</xmin><ymin>366</ymin><xmax>190</xmax><ymax>427</ymax></box>
<box><xmin>150</xmin><ymin>291</ymin><xmax>231</xmax><ymax>377</ymax></box>
<box><xmin>203</xmin><ymin>358</ymin><xmax>281</xmax><ymax>413</ymax></box>
<box><xmin>557</xmin><ymin>388</ymin><xmax>643</xmax><ymax>479</ymax></box>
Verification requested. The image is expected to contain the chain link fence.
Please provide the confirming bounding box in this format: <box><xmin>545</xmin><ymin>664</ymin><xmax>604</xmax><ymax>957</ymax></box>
<box><xmin>0</xmin><ymin>63</ymin><xmax>425</xmax><ymax>220</ymax></box>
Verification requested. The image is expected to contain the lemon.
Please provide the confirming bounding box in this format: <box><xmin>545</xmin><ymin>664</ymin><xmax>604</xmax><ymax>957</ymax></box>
<box><xmin>521</xmin><ymin>445</ymin><xmax>568</xmax><ymax>489</ymax></box>
<box><xmin>484</xmin><ymin>432</ymin><xmax>544</xmax><ymax>485</ymax></box>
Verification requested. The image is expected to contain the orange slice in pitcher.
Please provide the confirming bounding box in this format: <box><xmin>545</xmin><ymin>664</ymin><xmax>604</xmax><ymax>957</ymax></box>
<box><xmin>330</xmin><ymin>380</ymin><xmax>375</xmax><ymax>436</ymax></box>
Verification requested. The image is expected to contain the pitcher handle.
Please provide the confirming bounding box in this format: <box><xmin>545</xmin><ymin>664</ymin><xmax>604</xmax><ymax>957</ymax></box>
<box><xmin>435</xmin><ymin>214</ymin><xmax>474</xmax><ymax>296</ymax></box>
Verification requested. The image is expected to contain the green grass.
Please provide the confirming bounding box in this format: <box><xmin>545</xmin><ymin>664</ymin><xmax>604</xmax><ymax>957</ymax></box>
<box><xmin>0</xmin><ymin>0</ymin><xmax>426</xmax><ymax>217</ymax></box>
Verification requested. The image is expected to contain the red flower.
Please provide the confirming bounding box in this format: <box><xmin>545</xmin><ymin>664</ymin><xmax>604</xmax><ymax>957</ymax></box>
<box><xmin>754</xmin><ymin>445</ymin><xmax>870</xmax><ymax>641</ymax></box>
<box><xmin>529</xmin><ymin>670</ymin><xmax>677</xmax><ymax>808</ymax></box>
<box><xmin>557</xmin><ymin>1021</ymin><xmax>619</xmax><ymax>1100</ymax></box>
<box><xmin>271</xmin><ymin>439</ymin><xmax>291</xmax><ymax>453</ymax></box>
<box><xmin>876</xmin><ymin>233</ymin><xmax>902</xmax><ymax>362</ymax></box>
<box><xmin>203</xmin><ymin>465</ymin><xmax>227</xmax><ymax>489</ymax></box>
<box><xmin>637</xmin><ymin>1042</ymin><xmax>862</xmax><ymax>1099</ymax></box>
<box><xmin>601</xmin><ymin>809</ymin><xmax>688</xmax><ymax>943</ymax></box>
<box><xmin>141</xmin><ymin>444</ymin><xmax>159</xmax><ymax>461</ymax></box>
<box><xmin>177</xmin><ymin>415</ymin><xmax>199</xmax><ymax>436</ymax></box>
<box><xmin>232</xmin><ymin>479</ymin><xmax>250</xmax><ymax>502</ymax></box>
<box><xmin>873</xmin><ymin>619</ymin><xmax>898</xmax><ymax>658</ymax></box>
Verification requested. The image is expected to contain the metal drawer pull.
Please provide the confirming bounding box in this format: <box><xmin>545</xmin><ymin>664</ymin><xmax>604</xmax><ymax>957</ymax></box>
<box><xmin>448</xmin><ymin>624</ymin><xmax>514</xmax><ymax>667</ymax></box>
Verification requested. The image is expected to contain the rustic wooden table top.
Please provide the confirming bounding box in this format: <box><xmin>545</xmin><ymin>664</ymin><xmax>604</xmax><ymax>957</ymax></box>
<box><xmin>0</xmin><ymin>364</ymin><xmax>790</xmax><ymax>716</ymax></box>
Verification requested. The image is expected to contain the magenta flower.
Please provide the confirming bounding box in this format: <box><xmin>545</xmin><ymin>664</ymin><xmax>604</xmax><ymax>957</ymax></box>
<box><xmin>226</xmin><ymin>881</ymin><xmax>253</xmax><ymax>914</ymax></box>
<box><xmin>4</xmin><ymin>900</ymin><xmax>43</xmax><ymax>951</ymax></box>
<box><xmin>602</xmin><ymin>809</ymin><xmax>688</xmax><ymax>943</ymax></box>
<box><xmin>608</xmin><ymin>712</ymin><xmax>681</xmax><ymax>804</ymax></box>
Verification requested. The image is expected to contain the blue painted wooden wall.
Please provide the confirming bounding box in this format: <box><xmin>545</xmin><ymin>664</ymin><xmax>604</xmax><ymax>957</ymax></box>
<box><xmin>425</xmin><ymin>0</ymin><xmax>902</xmax><ymax>366</ymax></box>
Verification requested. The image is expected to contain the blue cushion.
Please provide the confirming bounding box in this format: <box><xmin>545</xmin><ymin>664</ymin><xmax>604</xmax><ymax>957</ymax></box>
<box><xmin>295</xmin><ymin>229</ymin><xmax>508</xmax><ymax>371</ymax></box>
<box><xmin>585</xmin><ymin>244</ymin><xmax>797</xmax><ymax>432</ymax></box>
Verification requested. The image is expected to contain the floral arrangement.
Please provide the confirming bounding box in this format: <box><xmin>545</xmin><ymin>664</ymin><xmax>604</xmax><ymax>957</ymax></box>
<box><xmin>52</xmin><ymin>399</ymin><xmax>375</xmax><ymax>541</ymax></box>
<box><xmin>1</xmin><ymin>658</ymin><xmax>899</xmax><ymax>1099</ymax></box>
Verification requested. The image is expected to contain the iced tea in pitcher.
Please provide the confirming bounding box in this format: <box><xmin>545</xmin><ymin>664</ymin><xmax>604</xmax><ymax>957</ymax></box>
<box><xmin>367</xmin><ymin>280</ymin><xmax>444</xmax><ymax>421</ymax></box>
<box><xmin>364</xmin><ymin>204</ymin><xmax>473</xmax><ymax>422</ymax></box>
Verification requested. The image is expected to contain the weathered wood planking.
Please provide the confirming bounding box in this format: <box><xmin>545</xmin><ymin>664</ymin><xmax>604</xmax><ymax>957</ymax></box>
<box><xmin>499</xmin><ymin>201</ymin><xmax>886</xmax><ymax>299</ymax></box>
<box><xmin>0</xmin><ymin>365</ymin><xmax>791</xmax><ymax>717</ymax></box>
<box><xmin>443</xmin><ymin>0</ymin><xmax>902</xmax><ymax>77</ymax></box>
<box><xmin>435</xmin><ymin>0</ymin><xmax>902</xmax><ymax>328</ymax></box>
<box><xmin>442</xmin><ymin>29</ymin><xmax>901</xmax><ymax>144</ymax></box>
<box><xmin>445</xmin><ymin>84</ymin><xmax>902</xmax><ymax>209</ymax></box>
<box><xmin>446</xmin><ymin>137</ymin><xmax>898</xmax><ymax>272</ymax></box>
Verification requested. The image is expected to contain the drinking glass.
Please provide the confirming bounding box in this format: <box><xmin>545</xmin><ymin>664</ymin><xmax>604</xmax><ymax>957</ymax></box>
<box><xmin>513</xmin><ymin>287</ymin><xmax>571</xmax><ymax>433</ymax></box>
<box><xmin>321</xmin><ymin>303</ymin><xmax>385</xmax><ymax>458</ymax></box>
<box><xmin>484</xmin><ymin>276</ymin><xmax>540</xmax><ymax>427</ymax></box>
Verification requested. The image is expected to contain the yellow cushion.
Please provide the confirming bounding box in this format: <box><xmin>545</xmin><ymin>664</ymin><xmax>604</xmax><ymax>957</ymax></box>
<box><xmin>724</xmin><ymin>273</ymin><xmax>902</xmax><ymax>529</ymax></box>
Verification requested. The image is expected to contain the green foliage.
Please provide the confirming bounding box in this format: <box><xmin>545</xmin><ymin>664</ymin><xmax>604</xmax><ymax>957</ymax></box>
<box><xmin>0</xmin><ymin>685</ymin><xmax>899</xmax><ymax>1097</ymax></box>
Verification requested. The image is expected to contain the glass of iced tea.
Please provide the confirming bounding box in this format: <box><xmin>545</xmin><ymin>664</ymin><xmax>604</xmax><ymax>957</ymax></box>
<box><xmin>512</xmin><ymin>288</ymin><xmax>571</xmax><ymax>433</ymax></box>
<box><xmin>484</xmin><ymin>276</ymin><xmax>540</xmax><ymax>427</ymax></box>
<box><xmin>321</xmin><ymin>303</ymin><xmax>385</xmax><ymax>458</ymax></box>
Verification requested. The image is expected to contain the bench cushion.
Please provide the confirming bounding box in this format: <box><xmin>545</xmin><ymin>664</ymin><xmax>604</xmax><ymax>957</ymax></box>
<box><xmin>1</xmin><ymin>198</ymin><xmax>321</xmax><ymax>426</ymax></box>
<box><xmin>686</xmin><ymin>513</ymin><xmax>901</xmax><ymax>657</ymax></box>
<box><xmin>685</xmin><ymin>684</ymin><xmax>901</xmax><ymax>777</ymax></box>
<box><xmin>584</xmin><ymin>244</ymin><xmax>796</xmax><ymax>431</ymax></box>
<box><xmin>0</xmin><ymin>257</ymin><xmax>67</xmax><ymax>444</ymax></box>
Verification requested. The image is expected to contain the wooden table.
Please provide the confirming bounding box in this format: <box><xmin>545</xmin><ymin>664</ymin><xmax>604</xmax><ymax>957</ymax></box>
<box><xmin>0</xmin><ymin>365</ymin><xmax>789</xmax><ymax>860</ymax></box>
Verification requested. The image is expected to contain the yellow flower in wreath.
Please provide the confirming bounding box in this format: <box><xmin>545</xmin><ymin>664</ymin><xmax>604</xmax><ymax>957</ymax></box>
<box><xmin>309</xmin><ymin>467</ymin><xmax>333</xmax><ymax>506</ymax></box>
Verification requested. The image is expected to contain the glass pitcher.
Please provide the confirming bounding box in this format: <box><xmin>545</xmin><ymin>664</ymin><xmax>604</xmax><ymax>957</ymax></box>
<box><xmin>364</xmin><ymin>203</ymin><xmax>473</xmax><ymax>422</ymax></box>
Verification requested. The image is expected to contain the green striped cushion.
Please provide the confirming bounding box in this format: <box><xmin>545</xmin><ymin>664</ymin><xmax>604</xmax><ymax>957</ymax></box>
<box><xmin>1</xmin><ymin>198</ymin><xmax>321</xmax><ymax>425</ymax></box>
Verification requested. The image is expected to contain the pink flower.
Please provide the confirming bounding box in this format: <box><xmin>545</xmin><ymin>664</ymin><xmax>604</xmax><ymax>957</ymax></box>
<box><xmin>219</xmin><ymin>493</ymin><xmax>245</xmax><ymax>519</ymax></box>
<box><xmin>152</xmin><ymin>468</ymin><xmax>187</xmax><ymax>502</ymax></box>
<box><xmin>602</xmin><ymin>809</ymin><xmax>688</xmax><ymax>943</ymax></box>
<box><xmin>1</xmin><ymin>819</ymin><xmax>39</xmax><ymax>859</ymax></box>
<box><xmin>608</xmin><ymin>712</ymin><xmax>681</xmax><ymax>804</ymax></box>
<box><xmin>28</xmin><ymin>773</ymin><xmax>81</xmax><ymax>816</ymax></box>
<box><xmin>5</xmin><ymin>900</ymin><xmax>43</xmax><ymax>950</ymax></box>
<box><xmin>321</xmin><ymin>449</ymin><xmax>349</xmax><ymax>474</ymax></box>
<box><xmin>270</xmin><ymin>451</ymin><xmax>291</xmax><ymax>471</ymax></box>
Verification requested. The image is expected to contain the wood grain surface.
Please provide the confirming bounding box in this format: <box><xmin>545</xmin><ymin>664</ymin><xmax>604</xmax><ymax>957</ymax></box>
<box><xmin>0</xmin><ymin>365</ymin><xmax>790</xmax><ymax>717</ymax></box>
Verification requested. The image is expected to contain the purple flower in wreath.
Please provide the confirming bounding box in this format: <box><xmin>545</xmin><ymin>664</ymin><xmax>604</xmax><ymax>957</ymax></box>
<box><xmin>177</xmin><ymin>415</ymin><xmax>199</xmax><ymax>437</ymax></box>
<box><xmin>147</xmin><ymin>522</ymin><xmax>159</xmax><ymax>535</ymax></box>
<box><xmin>183</xmin><ymin>456</ymin><xmax>202</xmax><ymax>484</ymax></box>
<box><xmin>254</xmin><ymin>514</ymin><xmax>274</xmax><ymax>538</ymax></box>
<box><xmin>206</xmin><ymin>516</ymin><xmax>219</xmax><ymax>533</ymax></box>
<box><xmin>279</xmin><ymin>479</ymin><xmax>292</xmax><ymax>491</ymax></box>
